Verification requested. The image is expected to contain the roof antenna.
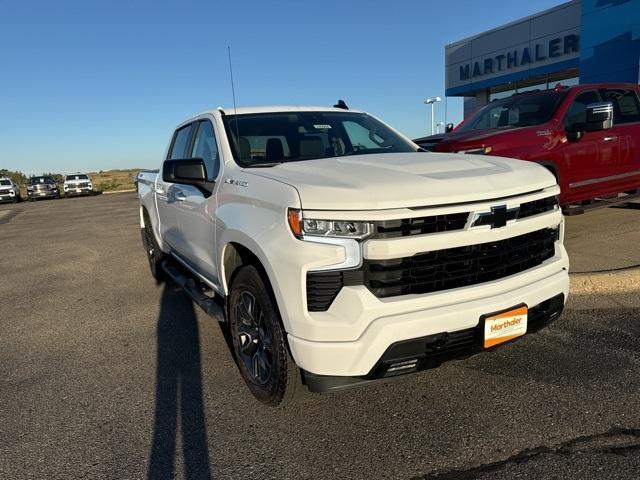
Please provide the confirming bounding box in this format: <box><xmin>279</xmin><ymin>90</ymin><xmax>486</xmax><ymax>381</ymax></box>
<box><xmin>227</xmin><ymin>45</ymin><xmax>242</xmax><ymax>158</ymax></box>
<box><xmin>334</xmin><ymin>99</ymin><xmax>349</xmax><ymax>110</ymax></box>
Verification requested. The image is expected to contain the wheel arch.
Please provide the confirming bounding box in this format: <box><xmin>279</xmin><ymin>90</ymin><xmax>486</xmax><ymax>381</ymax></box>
<box><xmin>534</xmin><ymin>160</ymin><xmax>560</xmax><ymax>184</ymax></box>
<box><xmin>222</xmin><ymin>241</ymin><xmax>273</xmax><ymax>297</ymax></box>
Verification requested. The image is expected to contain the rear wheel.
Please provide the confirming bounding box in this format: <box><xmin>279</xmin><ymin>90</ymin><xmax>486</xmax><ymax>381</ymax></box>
<box><xmin>141</xmin><ymin>211</ymin><xmax>165</xmax><ymax>282</ymax></box>
<box><xmin>229</xmin><ymin>265</ymin><xmax>302</xmax><ymax>407</ymax></box>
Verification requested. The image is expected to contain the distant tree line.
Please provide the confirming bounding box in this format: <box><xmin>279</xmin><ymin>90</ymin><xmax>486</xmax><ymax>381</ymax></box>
<box><xmin>0</xmin><ymin>169</ymin><xmax>64</xmax><ymax>185</ymax></box>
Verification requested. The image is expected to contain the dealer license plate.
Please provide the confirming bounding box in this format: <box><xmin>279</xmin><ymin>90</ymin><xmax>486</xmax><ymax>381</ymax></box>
<box><xmin>483</xmin><ymin>305</ymin><xmax>528</xmax><ymax>348</ymax></box>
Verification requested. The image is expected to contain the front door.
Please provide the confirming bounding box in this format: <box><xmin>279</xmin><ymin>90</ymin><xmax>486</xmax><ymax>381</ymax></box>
<box><xmin>172</xmin><ymin>118</ymin><xmax>222</xmax><ymax>289</ymax></box>
<box><xmin>560</xmin><ymin>90</ymin><xmax>620</xmax><ymax>202</ymax></box>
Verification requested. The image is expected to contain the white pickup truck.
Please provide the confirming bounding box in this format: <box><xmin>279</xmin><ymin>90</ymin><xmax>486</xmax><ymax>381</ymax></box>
<box><xmin>137</xmin><ymin>104</ymin><xmax>569</xmax><ymax>406</ymax></box>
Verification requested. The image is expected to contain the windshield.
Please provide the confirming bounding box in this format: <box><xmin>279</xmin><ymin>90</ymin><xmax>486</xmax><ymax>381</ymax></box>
<box><xmin>29</xmin><ymin>176</ymin><xmax>55</xmax><ymax>184</ymax></box>
<box><xmin>0</xmin><ymin>180</ymin><xmax>11</xmax><ymax>186</ymax></box>
<box><xmin>457</xmin><ymin>91</ymin><xmax>567</xmax><ymax>133</ymax></box>
<box><xmin>223</xmin><ymin>111</ymin><xmax>417</xmax><ymax>167</ymax></box>
<box><xmin>66</xmin><ymin>174</ymin><xmax>88</xmax><ymax>181</ymax></box>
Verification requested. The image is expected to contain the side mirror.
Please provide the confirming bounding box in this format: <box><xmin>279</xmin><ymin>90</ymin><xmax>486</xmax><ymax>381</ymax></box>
<box><xmin>568</xmin><ymin>101</ymin><xmax>614</xmax><ymax>136</ymax></box>
<box><xmin>445</xmin><ymin>123</ymin><xmax>454</xmax><ymax>133</ymax></box>
<box><xmin>162</xmin><ymin>158</ymin><xmax>213</xmax><ymax>196</ymax></box>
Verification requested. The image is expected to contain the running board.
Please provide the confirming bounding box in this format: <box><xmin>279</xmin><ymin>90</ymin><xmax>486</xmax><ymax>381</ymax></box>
<box><xmin>161</xmin><ymin>259</ymin><xmax>225</xmax><ymax>320</ymax></box>
<box><xmin>563</xmin><ymin>190</ymin><xmax>640</xmax><ymax>216</ymax></box>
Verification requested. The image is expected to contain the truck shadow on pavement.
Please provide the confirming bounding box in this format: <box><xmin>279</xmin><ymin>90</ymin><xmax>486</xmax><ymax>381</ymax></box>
<box><xmin>148</xmin><ymin>284</ymin><xmax>212</xmax><ymax>480</ymax></box>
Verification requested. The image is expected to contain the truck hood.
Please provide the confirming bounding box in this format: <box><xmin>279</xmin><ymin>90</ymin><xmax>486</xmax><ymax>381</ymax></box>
<box><xmin>251</xmin><ymin>152</ymin><xmax>556</xmax><ymax>210</ymax></box>
<box><xmin>434</xmin><ymin>126</ymin><xmax>530</xmax><ymax>151</ymax></box>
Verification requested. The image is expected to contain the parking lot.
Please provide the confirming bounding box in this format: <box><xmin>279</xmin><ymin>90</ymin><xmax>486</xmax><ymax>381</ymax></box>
<box><xmin>1</xmin><ymin>193</ymin><xmax>639</xmax><ymax>479</ymax></box>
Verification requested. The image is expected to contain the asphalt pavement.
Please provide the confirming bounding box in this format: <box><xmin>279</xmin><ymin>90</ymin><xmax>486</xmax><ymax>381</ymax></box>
<box><xmin>0</xmin><ymin>193</ymin><xmax>638</xmax><ymax>480</ymax></box>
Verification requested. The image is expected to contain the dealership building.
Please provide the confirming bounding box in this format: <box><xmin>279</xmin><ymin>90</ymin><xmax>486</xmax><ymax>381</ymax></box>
<box><xmin>446</xmin><ymin>0</ymin><xmax>640</xmax><ymax>116</ymax></box>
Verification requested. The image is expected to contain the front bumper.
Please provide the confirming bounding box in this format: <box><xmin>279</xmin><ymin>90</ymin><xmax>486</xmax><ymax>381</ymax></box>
<box><xmin>0</xmin><ymin>192</ymin><xmax>16</xmax><ymax>202</ymax></box>
<box><xmin>303</xmin><ymin>293</ymin><xmax>565</xmax><ymax>392</ymax></box>
<box><xmin>64</xmin><ymin>188</ymin><xmax>93</xmax><ymax>196</ymax></box>
<box><xmin>28</xmin><ymin>190</ymin><xmax>58</xmax><ymax>198</ymax></box>
<box><xmin>288</xmin><ymin>246</ymin><xmax>569</xmax><ymax>379</ymax></box>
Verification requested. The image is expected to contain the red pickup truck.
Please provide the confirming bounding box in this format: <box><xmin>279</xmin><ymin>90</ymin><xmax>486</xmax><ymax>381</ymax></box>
<box><xmin>418</xmin><ymin>84</ymin><xmax>640</xmax><ymax>211</ymax></box>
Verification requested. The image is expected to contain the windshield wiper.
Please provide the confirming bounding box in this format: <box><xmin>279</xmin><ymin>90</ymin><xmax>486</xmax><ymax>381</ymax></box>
<box><xmin>244</xmin><ymin>162</ymin><xmax>282</xmax><ymax>168</ymax></box>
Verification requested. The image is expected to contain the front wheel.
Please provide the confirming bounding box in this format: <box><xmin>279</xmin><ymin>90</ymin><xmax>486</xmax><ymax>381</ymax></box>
<box><xmin>229</xmin><ymin>265</ymin><xmax>302</xmax><ymax>407</ymax></box>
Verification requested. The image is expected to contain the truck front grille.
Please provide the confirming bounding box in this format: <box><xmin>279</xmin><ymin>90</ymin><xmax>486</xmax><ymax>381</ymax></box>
<box><xmin>374</xmin><ymin>212</ymin><xmax>469</xmax><ymax>238</ymax></box>
<box><xmin>371</xmin><ymin>196</ymin><xmax>557</xmax><ymax>239</ymax></box>
<box><xmin>363</xmin><ymin>228</ymin><xmax>558</xmax><ymax>298</ymax></box>
<box><xmin>518</xmin><ymin>196</ymin><xmax>558</xmax><ymax>219</ymax></box>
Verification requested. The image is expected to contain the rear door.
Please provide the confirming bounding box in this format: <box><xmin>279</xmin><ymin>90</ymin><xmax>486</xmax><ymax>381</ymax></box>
<box><xmin>156</xmin><ymin>123</ymin><xmax>195</xmax><ymax>249</ymax></box>
<box><xmin>599</xmin><ymin>87</ymin><xmax>640</xmax><ymax>189</ymax></box>
<box><xmin>172</xmin><ymin>118</ymin><xmax>222</xmax><ymax>287</ymax></box>
<box><xmin>560</xmin><ymin>89</ymin><xmax>620</xmax><ymax>201</ymax></box>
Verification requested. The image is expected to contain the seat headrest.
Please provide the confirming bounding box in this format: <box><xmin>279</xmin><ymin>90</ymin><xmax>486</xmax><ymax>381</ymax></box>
<box><xmin>266</xmin><ymin>138</ymin><xmax>284</xmax><ymax>162</ymax></box>
<box><xmin>239</xmin><ymin>137</ymin><xmax>251</xmax><ymax>161</ymax></box>
<box><xmin>299</xmin><ymin>136</ymin><xmax>324</xmax><ymax>158</ymax></box>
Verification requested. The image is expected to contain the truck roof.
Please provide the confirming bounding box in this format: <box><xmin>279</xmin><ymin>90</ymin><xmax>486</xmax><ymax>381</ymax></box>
<box><xmin>506</xmin><ymin>82</ymin><xmax>639</xmax><ymax>98</ymax></box>
<box><xmin>207</xmin><ymin>105</ymin><xmax>364</xmax><ymax>116</ymax></box>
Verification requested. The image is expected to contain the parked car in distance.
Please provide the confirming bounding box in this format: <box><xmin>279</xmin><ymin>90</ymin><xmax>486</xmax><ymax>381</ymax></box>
<box><xmin>27</xmin><ymin>176</ymin><xmax>60</xmax><ymax>201</ymax></box>
<box><xmin>63</xmin><ymin>173</ymin><xmax>94</xmax><ymax>197</ymax></box>
<box><xmin>137</xmin><ymin>104</ymin><xmax>569</xmax><ymax>406</ymax></box>
<box><xmin>0</xmin><ymin>177</ymin><xmax>22</xmax><ymax>203</ymax></box>
<box><xmin>416</xmin><ymin>83</ymin><xmax>640</xmax><ymax>211</ymax></box>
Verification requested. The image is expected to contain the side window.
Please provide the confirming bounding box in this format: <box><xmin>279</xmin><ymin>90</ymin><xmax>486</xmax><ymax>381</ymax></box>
<box><xmin>169</xmin><ymin>124</ymin><xmax>193</xmax><ymax>160</ymax></box>
<box><xmin>600</xmin><ymin>89</ymin><xmax>640</xmax><ymax>124</ymax></box>
<box><xmin>190</xmin><ymin>120</ymin><xmax>220</xmax><ymax>179</ymax></box>
<box><xmin>563</xmin><ymin>91</ymin><xmax>601</xmax><ymax>128</ymax></box>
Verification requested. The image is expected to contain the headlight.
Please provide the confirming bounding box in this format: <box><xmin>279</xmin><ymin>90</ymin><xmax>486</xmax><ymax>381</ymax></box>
<box><xmin>458</xmin><ymin>146</ymin><xmax>492</xmax><ymax>155</ymax></box>
<box><xmin>27</xmin><ymin>186</ymin><xmax>34</xmax><ymax>191</ymax></box>
<box><xmin>287</xmin><ymin>208</ymin><xmax>372</xmax><ymax>240</ymax></box>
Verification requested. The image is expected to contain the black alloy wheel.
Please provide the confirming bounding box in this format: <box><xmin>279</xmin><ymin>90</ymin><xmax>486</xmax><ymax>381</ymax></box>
<box><xmin>140</xmin><ymin>211</ymin><xmax>165</xmax><ymax>282</ymax></box>
<box><xmin>229</xmin><ymin>265</ymin><xmax>301</xmax><ymax>406</ymax></box>
<box><xmin>235</xmin><ymin>290</ymin><xmax>274</xmax><ymax>387</ymax></box>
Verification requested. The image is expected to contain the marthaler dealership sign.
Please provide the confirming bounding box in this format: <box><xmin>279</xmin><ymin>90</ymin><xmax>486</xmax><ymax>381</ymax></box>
<box><xmin>444</xmin><ymin>1</ymin><xmax>582</xmax><ymax>97</ymax></box>
<box><xmin>459</xmin><ymin>34</ymin><xmax>579</xmax><ymax>80</ymax></box>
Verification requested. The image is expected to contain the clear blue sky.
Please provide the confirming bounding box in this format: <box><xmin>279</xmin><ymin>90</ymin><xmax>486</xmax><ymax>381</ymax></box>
<box><xmin>0</xmin><ymin>0</ymin><xmax>563</xmax><ymax>174</ymax></box>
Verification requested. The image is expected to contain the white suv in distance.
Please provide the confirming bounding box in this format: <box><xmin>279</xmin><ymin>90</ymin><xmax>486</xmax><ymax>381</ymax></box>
<box><xmin>63</xmin><ymin>173</ymin><xmax>94</xmax><ymax>197</ymax></box>
<box><xmin>0</xmin><ymin>177</ymin><xmax>21</xmax><ymax>203</ymax></box>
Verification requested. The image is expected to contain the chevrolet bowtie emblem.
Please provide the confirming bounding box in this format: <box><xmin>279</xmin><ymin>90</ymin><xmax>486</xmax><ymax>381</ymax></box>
<box><xmin>472</xmin><ymin>205</ymin><xmax>519</xmax><ymax>229</ymax></box>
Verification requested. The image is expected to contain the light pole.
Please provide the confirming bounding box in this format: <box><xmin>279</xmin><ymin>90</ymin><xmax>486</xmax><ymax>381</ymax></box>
<box><xmin>424</xmin><ymin>96</ymin><xmax>442</xmax><ymax>135</ymax></box>
<box><xmin>435</xmin><ymin>121</ymin><xmax>445</xmax><ymax>133</ymax></box>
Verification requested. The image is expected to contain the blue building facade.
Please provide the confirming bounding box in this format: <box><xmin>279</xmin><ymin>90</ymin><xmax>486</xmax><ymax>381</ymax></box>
<box><xmin>445</xmin><ymin>0</ymin><xmax>640</xmax><ymax>116</ymax></box>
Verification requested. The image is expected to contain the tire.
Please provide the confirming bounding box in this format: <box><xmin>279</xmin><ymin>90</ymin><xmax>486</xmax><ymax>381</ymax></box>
<box><xmin>140</xmin><ymin>210</ymin><xmax>166</xmax><ymax>282</ymax></box>
<box><xmin>229</xmin><ymin>265</ymin><xmax>302</xmax><ymax>407</ymax></box>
